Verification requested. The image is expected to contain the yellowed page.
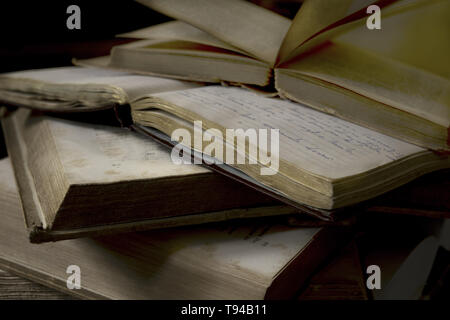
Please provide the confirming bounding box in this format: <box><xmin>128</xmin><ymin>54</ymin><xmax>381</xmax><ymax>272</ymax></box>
<box><xmin>282</xmin><ymin>43</ymin><xmax>450</xmax><ymax>128</ymax></box>
<box><xmin>336</xmin><ymin>0</ymin><xmax>450</xmax><ymax>79</ymax></box>
<box><xmin>277</xmin><ymin>0</ymin><xmax>357</xmax><ymax>63</ymax></box>
<box><xmin>117</xmin><ymin>21</ymin><xmax>250</xmax><ymax>57</ymax></box>
<box><xmin>278</xmin><ymin>0</ymin><xmax>437</xmax><ymax>65</ymax></box>
<box><xmin>0</xmin><ymin>66</ymin><xmax>198</xmax><ymax>110</ymax></box>
<box><xmin>2</xmin><ymin>66</ymin><xmax>198</xmax><ymax>101</ymax></box>
<box><xmin>0</xmin><ymin>157</ymin><xmax>321</xmax><ymax>299</ymax></box>
<box><xmin>136</xmin><ymin>0</ymin><xmax>290</xmax><ymax>65</ymax></box>
<box><xmin>142</xmin><ymin>86</ymin><xmax>424</xmax><ymax>180</ymax></box>
<box><xmin>39</xmin><ymin>115</ymin><xmax>208</xmax><ymax>185</ymax></box>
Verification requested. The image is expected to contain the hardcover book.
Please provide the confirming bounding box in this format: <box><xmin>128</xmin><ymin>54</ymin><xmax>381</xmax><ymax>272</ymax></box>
<box><xmin>1</xmin><ymin>67</ymin><xmax>449</xmax><ymax>227</ymax></box>
<box><xmin>0</xmin><ymin>158</ymin><xmax>349</xmax><ymax>299</ymax></box>
<box><xmin>2</xmin><ymin>108</ymin><xmax>291</xmax><ymax>243</ymax></box>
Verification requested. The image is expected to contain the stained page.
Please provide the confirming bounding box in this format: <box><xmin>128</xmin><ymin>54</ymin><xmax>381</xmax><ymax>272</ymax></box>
<box><xmin>23</xmin><ymin>113</ymin><xmax>208</xmax><ymax>185</ymax></box>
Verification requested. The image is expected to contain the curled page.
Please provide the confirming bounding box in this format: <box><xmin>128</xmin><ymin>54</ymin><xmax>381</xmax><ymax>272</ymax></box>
<box><xmin>117</xmin><ymin>20</ymin><xmax>249</xmax><ymax>56</ymax></box>
<box><xmin>136</xmin><ymin>0</ymin><xmax>290</xmax><ymax>65</ymax></box>
<box><xmin>277</xmin><ymin>0</ymin><xmax>411</xmax><ymax>65</ymax></box>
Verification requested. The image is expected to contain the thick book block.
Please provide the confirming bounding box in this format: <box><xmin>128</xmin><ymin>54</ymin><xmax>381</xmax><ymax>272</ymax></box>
<box><xmin>0</xmin><ymin>158</ymin><xmax>349</xmax><ymax>299</ymax></box>
<box><xmin>2</xmin><ymin>109</ymin><xmax>291</xmax><ymax>242</ymax></box>
<box><xmin>1</xmin><ymin>67</ymin><xmax>449</xmax><ymax>233</ymax></box>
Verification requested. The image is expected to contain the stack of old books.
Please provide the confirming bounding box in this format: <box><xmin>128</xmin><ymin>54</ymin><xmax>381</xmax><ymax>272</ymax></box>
<box><xmin>0</xmin><ymin>0</ymin><xmax>448</xmax><ymax>299</ymax></box>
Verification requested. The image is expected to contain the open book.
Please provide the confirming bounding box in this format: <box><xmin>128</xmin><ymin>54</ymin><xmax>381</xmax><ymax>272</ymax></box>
<box><xmin>0</xmin><ymin>158</ymin><xmax>349</xmax><ymax>299</ymax></box>
<box><xmin>2</xmin><ymin>108</ymin><xmax>294</xmax><ymax>243</ymax></box>
<box><xmin>130</xmin><ymin>85</ymin><xmax>450</xmax><ymax>211</ymax></box>
<box><xmin>79</xmin><ymin>0</ymin><xmax>450</xmax><ymax>151</ymax></box>
<box><xmin>0</xmin><ymin>67</ymin><xmax>449</xmax><ymax>220</ymax></box>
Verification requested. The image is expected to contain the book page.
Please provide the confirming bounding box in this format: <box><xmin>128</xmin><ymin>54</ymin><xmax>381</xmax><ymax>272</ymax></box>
<box><xmin>147</xmin><ymin>86</ymin><xmax>425</xmax><ymax>180</ymax></box>
<box><xmin>283</xmin><ymin>42</ymin><xmax>450</xmax><ymax>128</ymax></box>
<box><xmin>136</xmin><ymin>0</ymin><xmax>291</xmax><ymax>65</ymax></box>
<box><xmin>277</xmin><ymin>0</ymin><xmax>357</xmax><ymax>63</ymax></box>
<box><xmin>144</xmin><ymin>222</ymin><xmax>320</xmax><ymax>282</ymax></box>
<box><xmin>1</xmin><ymin>66</ymin><xmax>198</xmax><ymax>102</ymax></box>
<box><xmin>41</xmin><ymin>115</ymin><xmax>208</xmax><ymax>185</ymax></box>
<box><xmin>277</xmin><ymin>0</ymin><xmax>430</xmax><ymax>64</ymax></box>
<box><xmin>118</xmin><ymin>21</ymin><xmax>249</xmax><ymax>56</ymax></box>
<box><xmin>336</xmin><ymin>0</ymin><xmax>450</xmax><ymax>79</ymax></box>
<box><xmin>3</xmin><ymin>66</ymin><xmax>134</xmax><ymax>83</ymax></box>
<box><xmin>0</xmin><ymin>158</ymin><xmax>320</xmax><ymax>299</ymax></box>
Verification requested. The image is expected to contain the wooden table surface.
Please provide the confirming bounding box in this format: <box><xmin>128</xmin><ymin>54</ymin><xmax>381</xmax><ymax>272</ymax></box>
<box><xmin>0</xmin><ymin>269</ymin><xmax>73</xmax><ymax>300</ymax></box>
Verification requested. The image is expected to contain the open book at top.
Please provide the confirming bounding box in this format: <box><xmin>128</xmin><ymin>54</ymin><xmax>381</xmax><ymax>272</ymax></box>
<box><xmin>86</xmin><ymin>0</ymin><xmax>449</xmax><ymax>152</ymax></box>
<box><xmin>115</xmin><ymin>0</ymin><xmax>449</xmax><ymax>73</ymax></box>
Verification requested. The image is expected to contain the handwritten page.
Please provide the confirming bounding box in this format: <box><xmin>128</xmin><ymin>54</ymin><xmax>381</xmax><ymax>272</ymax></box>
<box><xmin>149</xmin><ymin>86</ymin><xmax>425</xmax><ymax>180</ymax></box>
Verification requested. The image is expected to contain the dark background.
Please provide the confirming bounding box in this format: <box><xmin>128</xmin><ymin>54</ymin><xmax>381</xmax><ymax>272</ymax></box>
<box><xmin>0</xmin><ymin>0</ymin><xmax>301</xmax><ymax>73</ymax></box>
<box><xmin>0</xmin><ymin>0</ymin><xmax>171</xmax><ymax>158</ymax></box>
<box><xmin>0</xmin><ymin>1</ymin><xmax>171</xmax><ymax>73</ymax></box>
<box><xmin>0</xmin><ymin>0</ymin><xmax>303</xmax><ymax>158</ymax></box>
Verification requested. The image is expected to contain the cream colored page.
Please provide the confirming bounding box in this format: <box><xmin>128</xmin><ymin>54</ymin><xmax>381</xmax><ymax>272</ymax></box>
<box><xmin>150</xmin><ymin>86</ymin><xmax>424</xmax><ymax>180</ymax></box>
<box><xmin>154</xmin><ymin>223</ymin><xmax>320</xmax><ymax>282</ymax></box>
<box><xmin>2</xmin><ymin>66</ymin><xmax>198</xmax><ymax>101</ymax></box>
<box><xmin>278</xmin><ymin>0</ymin><xmax>432</xmax><ymax>64</ymax></box>
<box><xmin>77</xmin><ymin>73</ymin><xmax>199</xmax><ymax>101</ymax></box>
<box><xmin>46</xmin><ymin>117</ymin><xmax>207</xmax><ymax>185</ymax></box>
<box><xmin>336</xmin><ymin>0</ymin><xmax>450</xmax><ymax>79</ymax></box>
<box><xmin>136</xmin><ymin>0</ymin><xmax>290</xmax><ymax>65</ymax></box>
<box><xmin>277</xmin><ymin>0</ymin><xmax>356</xmax><ymax>63</ymax></box>
<box><xmin>3</xmin><ymin>66</ymin><xmax>134</xmax><ymax>82</ymax></box>
<box><xmin>118</xmin><ymin>21</ymin><xmax>249</xmax><ymax>56</ymax></box>
<box><xmin>284</xmin><ymin>43</ymin><xmax>450</xmax><ymax>127</ymax></box>
<box><xmin>0</xmin><ymin>158</ymin><xmax>318</xmax><ymax>298</ymax></box>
